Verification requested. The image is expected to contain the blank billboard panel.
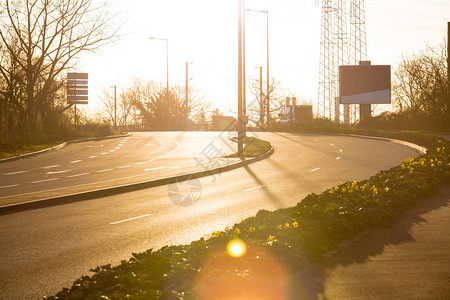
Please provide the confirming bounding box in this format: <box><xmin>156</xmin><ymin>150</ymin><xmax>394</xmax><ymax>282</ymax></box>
<box><xmin>339</xmin><ymin>65</ymin><xmax>391</xmax><ymax>104</ymax></box>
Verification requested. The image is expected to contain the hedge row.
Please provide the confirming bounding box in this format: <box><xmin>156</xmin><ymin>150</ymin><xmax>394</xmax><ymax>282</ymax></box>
<box><xmin>46</xmin><ymin>130</ymin><xmax>450</xmax><ymax>300</ymax></box>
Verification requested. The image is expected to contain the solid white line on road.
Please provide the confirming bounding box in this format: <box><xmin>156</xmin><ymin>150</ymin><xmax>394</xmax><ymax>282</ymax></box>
<box><xmin>110</xmin><ymin>214</ymin><xmax>153</xmax><ymax>225</ymax></box>
<box><xmin>42</xmin><ymin>165</ymin><xmax>59</xmax><ymax>169</ymax></box>
<box><xmin>244</xmin><ymin>185</ymin><xmax>265</xmax><ymax>192</ymax></box>
<box><xmin>0</xmin><ymin>184</ymin><xmax>19</xmax><ymax>189</ymax></box>
<box><xmin>336</xmin><ymin>156</ymin><xmax>341</xmax><ymax>160</ymax></box>
<box><xmin>31</xmin><ymin>178</ymin><xmax>59</xmax><ymax>184</ymax></box>
<box><xmin>118</xmin><ymin>165</ymin><xmax>131</xmax><ymax>169</ymax></box>
<box><xmin>67</xmin><ymin>173</ymin><xmax>90</xmax><ymax>178</ymax></box>
<box><xmin>70</xmin><ymin>160</ymin><xmax>82</xmax><ymax>164</ymax></box>
<box><xmin>87</xmin><ymin>156</ymin><xmax>97</xmax><ymax>159</ymax></box>
<box><xmin>144</xmin><ymin>167</ymin><xmax>165</xmax><ymax>172</ymax></box>
<box><xmin>96</xmin><ymin>169</ymin><xmax>113</xmax><ymax>173</ymax></box>
<box><xmin>309</xmin><ymin>168</ymin><xmax>321</xmax><ymax>172</ymax></box>
<box><xmin>3</xmin><ymin>171</ymin><xmax>27</xmax><ymax>176</ymax></box>
<box><xmin>46</xmin><ymin>169</ymin><xmax>71</xmax><ymax>175</ymax></box>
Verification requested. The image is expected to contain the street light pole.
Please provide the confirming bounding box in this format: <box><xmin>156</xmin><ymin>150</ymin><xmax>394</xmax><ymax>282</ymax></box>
<box><xmin>237</xmin><ymin>0</ymin><xmax>246</xmax><ymax>157</ymax></box>
<box><xmin>114</xmin><ymin>85</ymin><xmax>117</xmax><ymax>128</ymax></box>
<box><xmin>246</xmin><ymin>9</ymin><xmax>269</xmax><ymax>126</ymax></box>
<box><xmin>149</xmin><ymin>37</ymin><xmax>169</xmax><ymax>92</ymax></box>
<box><xmin>186</xmin><ymin>61</ymin><xmax>189</xmax><ymax>117</ymax></box>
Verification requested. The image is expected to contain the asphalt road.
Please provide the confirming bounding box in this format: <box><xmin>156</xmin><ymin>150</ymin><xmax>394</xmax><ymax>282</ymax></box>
<box><xmin>0</xmin><ymin>132</ymin><xmax>238</xmax><ymax>206</ymax></box>
<box><xmin>0</xmin><ymin>132</ymin><xmax>421</xmax><ymax>299</ymax></box>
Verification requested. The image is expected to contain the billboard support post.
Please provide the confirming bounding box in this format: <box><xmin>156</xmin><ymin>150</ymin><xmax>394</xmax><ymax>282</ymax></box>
<box><xmin>359</xmin><ymin>61</ymin><xmax>371</xmax><ymax>121</ymax></box>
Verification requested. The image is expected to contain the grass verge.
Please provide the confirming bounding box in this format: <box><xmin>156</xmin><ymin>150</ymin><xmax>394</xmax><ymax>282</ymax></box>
<box><xmin>0</xmin><ymin>124</ymin><xmax>119</xmax><ymax>160</ymax></box>
<box><xmin>226</xmin><ymin>136</ymin><xmax>272</xmax><ymax>158</ymax></box>
<box><xmin>46</xmin><ymin>130</ymin><xmax>450</xmax><ymax>300</ymax></box>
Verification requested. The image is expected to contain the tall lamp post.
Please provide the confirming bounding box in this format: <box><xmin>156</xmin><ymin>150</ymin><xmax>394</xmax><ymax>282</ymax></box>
<box><xmin>246</xmin><ymin>8</ymin><xmax>269</xmax><ymax>126</ymax></box>
<box><xmin>237</xmin><ymin>0</ymin><xmax>247</xmax><ymax>157</ymax></box>
<box><xmin>185</xmin><ymin>61</ymin><xmax>194</xmax><ymax>117</ymax></box>
<box><xmin>149</xmin><ymin>37</ymin><xmax>169</xmax><ymax>92</ymax></box>
<box><xmin>109</xmin><ymin>85</ymin><xmax>117</xmax><ymax>128</ymax></box>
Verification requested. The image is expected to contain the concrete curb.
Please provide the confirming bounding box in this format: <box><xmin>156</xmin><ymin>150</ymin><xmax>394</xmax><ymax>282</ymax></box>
<box><xmin>0</xmin><ymin>133</ymin><xmax>131</xmax><ymax>164</ymax></box>
<box><xmin>0</xmin><ymin>146</ymin><xmax>274</xmax><ymax>215</ymax></box>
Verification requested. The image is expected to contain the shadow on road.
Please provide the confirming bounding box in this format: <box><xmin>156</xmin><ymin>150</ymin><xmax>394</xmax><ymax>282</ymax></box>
<box><xmin>289</xmin><ymin>184</ymin><xmax>450</xmax><ymax>299</ymax></box>
<box><xmin>243</xmin><ymin>165</ymin><xmax>285</xmax><ymax>208</ymax></box>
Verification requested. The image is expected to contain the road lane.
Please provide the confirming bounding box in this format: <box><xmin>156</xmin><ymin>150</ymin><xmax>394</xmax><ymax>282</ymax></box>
<box><xmin>0</xmin><ymin>132</ymin><xmax>238</xmax><ymax>205</ymax></box>
<box><xmin>0</xmin><ymin>132</ymin><xmax>421</xmax><ymax>299</ymax></box>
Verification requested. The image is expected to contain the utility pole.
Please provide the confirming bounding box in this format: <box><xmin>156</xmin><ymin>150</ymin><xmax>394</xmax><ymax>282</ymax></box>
<box><xmin>447</xmin><ymin>22</ymin><xmax>449</xmax><ymax>84</ymax></box>
<box><xmin>266</xmin><ymin>11</ymin><xmax>270</xmax><ymax>127</ymax></box>
<box><xmin>258</xmin><ymin>66</ymin><xmax>264</xmax><ymax>126</ymax></box>
<box><xmin>186</xmin><ymin>61</ymin><xmax>189</xmax><ymax>117</ymax></box>
<box><xmin>237</xmin><ymin>0</ymin><xmax>246</xmax><ymax>157</ymax></box>
<box><xmin>114</xmin><ymin>85</ymin><xmax>117</xmax><ymax>128</ymax></box>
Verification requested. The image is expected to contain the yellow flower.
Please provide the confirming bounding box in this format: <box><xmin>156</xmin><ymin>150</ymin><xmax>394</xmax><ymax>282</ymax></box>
<box><xmin>292</xmin><ymin>221</ymin><xmax>299</xmax><ymax>228</ymax></box>
<box><xmin>284</xmin><ymin>223</ymin><xmax>290</xmax><ymax>229</ymax></box>
<box><xmin>276</xmin><ymin>225</ymin><xmax>282</xmax><ymax>230</ymax></box>
<box><xmin>248</xmin><ymin>226</ymin><xmax>255</xmax><ymax>233</ymax></box>
<box><xmin>234</xmin><ymin>228</ymin><xmax>241</xmax><ymax>234</ymax></box>
<box><xmin>267</xmin><ymin>235</ymin><xmax>276</xmax><ymax>242</ymax></box>
<box><xmin>385</xmin><ymin>187</ymin><xmax>389</xmax><ymax>192</ymax></box>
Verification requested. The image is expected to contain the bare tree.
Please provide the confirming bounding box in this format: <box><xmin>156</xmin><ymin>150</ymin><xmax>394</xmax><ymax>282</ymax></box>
<box><xmin>247</xmin><ymin>77</ymin><xmax>294</xmax><ymax>127</ymax></box>
<box><xmin>393</xmin><ymin>42</ymin><xmax>449</xmax><ymax>124</ymax></box>
<box><xmin>0</xmin><ymin>0</ymin><xmax>119</xmax><ymax>143</ymax></box>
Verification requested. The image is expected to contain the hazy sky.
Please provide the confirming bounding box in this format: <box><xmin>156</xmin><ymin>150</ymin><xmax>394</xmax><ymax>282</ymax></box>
<box><xmin>78</xmin><ymin>0</ymin><xmax>449</xmax><ymax>114</ymax></box>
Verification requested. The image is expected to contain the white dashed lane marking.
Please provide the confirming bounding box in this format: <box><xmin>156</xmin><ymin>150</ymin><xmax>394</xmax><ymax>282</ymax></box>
<box><xmin>0</xmin><ymin>184</ymin><xmax>19</xmax><ymax>189</ymax></box>
<box><xmin>96</xmin><ymin>169</ymin><xmax>113</xmax><ymax>173</ymax></box>
<box><xmin>46</xmin><ymin>169</ymin><xmax>71</xmax><ymax>175</ymax></box>
<box><xmin>88</xmin><ymin>156</ymin><xmax>97</xmax><ymax>159</ymax></box>
<box><xmin>100</xmin><ymin>152</ymin><xmax>108</xmax><ymax>155</ymax></box>
<box><xmin>109</xmin><ymin>214</ymin><xmax>152</xmax><ymax>225</ymax></box>
<box><xmin>70</xmin><ymin>160</ymin><xmax>82</xmax><ymax>164</ymax></box>
<box><xmin>31</xmin><ymin>178</ymin><xmax>59</xmax><ymax>184</ymax></box>
<box><xmin>118</xmin><ymin>165</ymin><xmax>131</xmax><ymax>169</ymax></box>
<box><xmin>309</xmin><ymin>168</ymin><xmax>321</xmax><ymax>172</ymax></box>
<box><xmin>42</xmin><ymin>165</ymin><xmax>59</xmax><ymax>169</ymax></box>
<box><xmin>244</xmin><ymin>185</ymin><xmax>265</xmax><ymax>192</ymax></box>
<box><xmin>3</xmin><ymin>171</ymin><xmax>27</xmax><ymax>176</ymax></box>
<box><xmin>336</xmin><ymin>157</ymin><xmax>341</xmax><ymax>160</ymax></box>
<box><xmin>67</xmin><ymin>173</ymin><xmax>90</xmax><ymax>178</ymax></box>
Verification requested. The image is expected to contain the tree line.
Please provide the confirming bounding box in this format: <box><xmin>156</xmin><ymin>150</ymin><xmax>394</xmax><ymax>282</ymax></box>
<box><xmin>367</xmin><ymin>42</ymin><xmax>449</xmax><ymax>130</ymax></box>
<box><xmin>0</xmin><ymin>0</ymin><xmax>117</xmax><ymax>149</ymax></box>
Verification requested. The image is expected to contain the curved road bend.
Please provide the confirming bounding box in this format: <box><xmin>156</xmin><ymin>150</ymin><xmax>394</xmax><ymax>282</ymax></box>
<box><xmin>0</xmin><ymin>131</ymin><xmax>238</xmax><ymax>206</ymax></box>
<box><xmin>0</xmin><ymin>132</ymin><xmax>421</xmax><ymax>299</ymax></box>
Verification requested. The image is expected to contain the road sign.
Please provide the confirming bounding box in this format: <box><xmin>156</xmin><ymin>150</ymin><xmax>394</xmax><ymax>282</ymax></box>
<box><xmin>339</xmin><ymin>65</ymin><xmax>391</xmax><ymax>104</ymax></box>
<box><xmin>67</xmin><ymin>73</ymin><xmax>88</xmax><ymax>105</ymax></box>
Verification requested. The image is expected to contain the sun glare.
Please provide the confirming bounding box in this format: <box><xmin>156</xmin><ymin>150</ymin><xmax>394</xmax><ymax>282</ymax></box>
<box><xmin>227</xmin><ymin>239</ymin><xmax>247</xmax><ymax>258</ymax></box>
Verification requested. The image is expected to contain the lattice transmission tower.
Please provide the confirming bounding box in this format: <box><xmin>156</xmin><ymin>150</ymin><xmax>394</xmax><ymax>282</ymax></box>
<box><xmin>317</xmin><ymin>0</ymin><xmax>367</xmax><ymax>123</ymax></box>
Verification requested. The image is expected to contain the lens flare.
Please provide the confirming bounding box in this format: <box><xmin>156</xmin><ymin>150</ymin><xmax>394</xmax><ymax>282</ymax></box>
<box><xmin>227</xmin><ymin>239</ymin><xmax>247</xmax><ymax>258</ymax></box>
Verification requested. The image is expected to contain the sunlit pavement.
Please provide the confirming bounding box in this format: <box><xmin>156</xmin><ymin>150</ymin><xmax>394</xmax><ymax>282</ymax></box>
<box><xmin>0</xmin><ymin>131</ymin><xmax>239</xmax><ymax>206</ymax></box>
<box><xmin>292</xmin><ymin>184</ymin><xmax>450</xmax><ymax>299</ymax></box>
<box><xmin>0</xmin><ymin>132</ymin><xmax>421</xmax><ymax>299</ymax></box>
